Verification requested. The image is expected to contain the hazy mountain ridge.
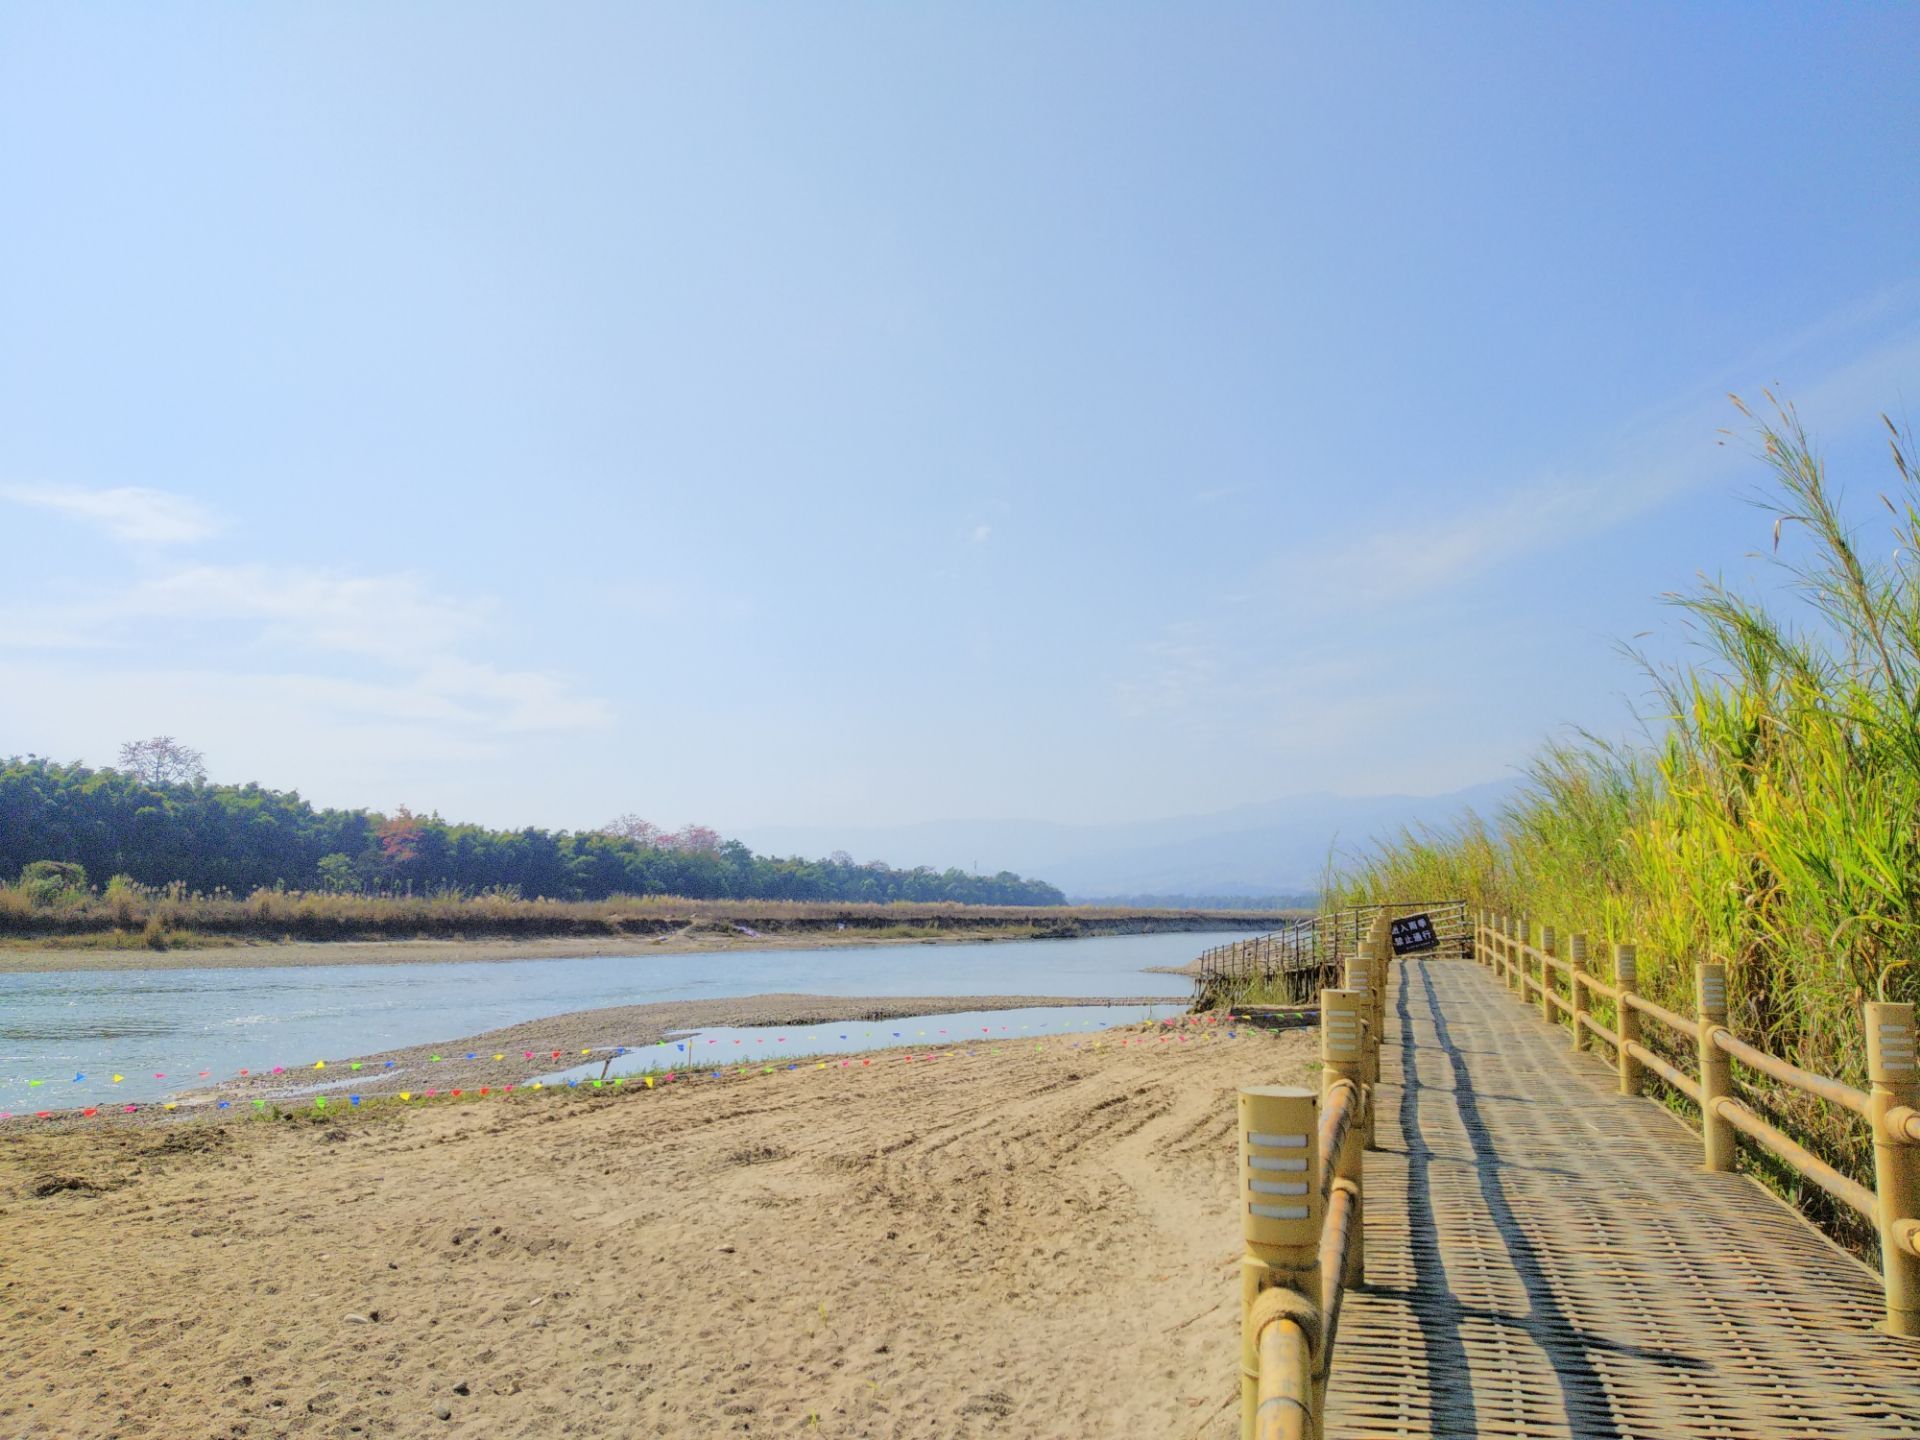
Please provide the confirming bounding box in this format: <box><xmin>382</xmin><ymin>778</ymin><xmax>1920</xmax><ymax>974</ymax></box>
<box><xmin>739</xmin><ymin>779</ymin><xmax>1520</xmax><ymax>900</ymax></box>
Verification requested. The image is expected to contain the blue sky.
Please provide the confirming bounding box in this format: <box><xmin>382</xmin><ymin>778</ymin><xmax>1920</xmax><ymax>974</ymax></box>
<box><xmin>2</xmin><ymin>4</ymin><xmax>1917</xmax><ymax>837</ymax></box>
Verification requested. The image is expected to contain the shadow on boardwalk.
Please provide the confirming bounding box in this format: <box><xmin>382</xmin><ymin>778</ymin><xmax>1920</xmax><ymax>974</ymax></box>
<box><xmin>1324</xmin><ymin>957</ymin><xmax>1920</xmax><ymax>1440</ymax></box>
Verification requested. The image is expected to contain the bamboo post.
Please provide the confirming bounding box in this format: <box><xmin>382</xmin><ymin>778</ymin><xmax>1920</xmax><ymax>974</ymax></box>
<box><xmin>1343</xmin><ymin>954</ymin><xmax>1377</xmax><ymax>1143</ymax></box>
<box><xmin>1697</xmin><ymin>962</ymin><xmax>1735</xmax><ymax>1173</ymax></box>
<box><xmin>1351</xmin><ymin>952</ymin><xmax>1382</xmax><ymax>1159</ymax></box>
<box><xmin>1866</xmin><ymin>1002</ymin><xmax>1919</xmax><ymax>1337</ymax></box>
<box><xmin>1615</xmin><ymin>944</ymin><xmax>1641</xmax><ymax>1097</ymax></box>
<box><xmin>1380</xmin><ymin>926</ymin><xmax>1393</xmax><ymax>1051</ymax></box>
<box><xmin>1569</xmin><ymin>932</ymin><xmax>1589</xmax><ymax>1052</ymax></box>
<box><xmin>1371</xmin><ymin>922</ymin><xmax>1389</xmax><ymax>1038</ymax></box>
<box><xmin>1239</xmin><ymin>1085</ymin><xmax>1323</xmax><ymax>1440</ymax></box>
<box><xmin>1321</xmin><ymin>988</ymin><xmax>1366</xmax><ymax>1289</ymax></box>
<box><xmin>1539</xmin><ymin>926</ymin><xmax>1557</xmax><ymax>1024</ymax></box>
<box><xmin>1360</xmin><ymin>922</ymin><xmax>1378</xmax><ymax>1030</ymax></box>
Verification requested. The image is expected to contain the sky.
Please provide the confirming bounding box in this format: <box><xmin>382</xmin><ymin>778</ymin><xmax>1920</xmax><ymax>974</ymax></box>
<box><xmin>2</xmin><ymin>4</ymin><xmax>1918</xmax><ymax>839</ymax></box>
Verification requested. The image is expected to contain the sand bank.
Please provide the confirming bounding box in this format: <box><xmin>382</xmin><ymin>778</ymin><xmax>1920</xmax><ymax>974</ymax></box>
<box><xmin>0</xmin><ymin>930</ymin><xmax>998</xmax><ymax>974</ymax></box>
<box><xmin>0</xmin><ymin>1018</ymin><xmax>1310</xmax><ymax>1438</ymax></box>
<box><xmin>201</xmin><ymin>991</ymin><xmax>1183</xmax><ymax>1105</ymax></box>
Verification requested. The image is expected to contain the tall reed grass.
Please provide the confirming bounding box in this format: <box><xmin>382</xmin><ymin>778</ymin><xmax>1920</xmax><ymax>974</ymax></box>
<box><xmin>1332</xmin><ymin>399</ymin><xmax>1920</xmax><ymax>1245</ymax></box>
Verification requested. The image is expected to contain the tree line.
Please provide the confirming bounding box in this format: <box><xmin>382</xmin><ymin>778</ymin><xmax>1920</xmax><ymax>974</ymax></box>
<box><xmin>0</xmin><ymin>755</ymin><xmax>1066</xmax><ymax>906</ymax></box>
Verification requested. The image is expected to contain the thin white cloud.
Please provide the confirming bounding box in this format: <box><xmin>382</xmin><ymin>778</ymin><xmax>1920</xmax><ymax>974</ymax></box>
<box><xmin>1289</xmin><ymin>458</ymin><xmax>1699</xmax><ymax>612</ymax></box>
<box><xmin>266</xmin><ymin>666</ymin><xmax>611</xmax><ymax>734</ymax></box>
<box><xmin>412</xmin><ymin>659</ymin><xmax>613</xmax><ymax>732</ymax></box>
<box><xmin>0</xmin><ymin>660</ymin><xmax>564</xmax><ymax>805</ymax></box>
<box><xmin>0</xmin><ymin>564</ymin><xmax>479</xmax><ymax>664</ymax></box>
<box><xmin>0</xmin><ymin>562</ymin><xmax>611</xmax><ymax>738</ymax></box>
<box><xmin>1102</xmin><ymin>304</ymin><xmax>1920</xmax><ymax>798</ymax></box>
<box><xmin>136</xmin><ymin>564</ymin><xmax>479</xmax><ymax>662</ymax></box>
<box><xmin>1290</xmin><ymin>321</ymin><xmax>1920</xmax><ymax>613</ymax></box>
<box><xmin>971</xmin><ymin>524</ymin><xmax>992</xmax><ymax>543</ymax></box>
<box><xmin>0</xmin><ymin>482</ymin><xmax>221</xmax><ymax>544</ymax></box>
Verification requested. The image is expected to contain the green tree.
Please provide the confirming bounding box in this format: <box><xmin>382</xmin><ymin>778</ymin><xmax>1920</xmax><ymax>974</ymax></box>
<box><xmin>316</xmin><ymin>853</ymin><xmax>360</xmax><ymax>894</ymax></box>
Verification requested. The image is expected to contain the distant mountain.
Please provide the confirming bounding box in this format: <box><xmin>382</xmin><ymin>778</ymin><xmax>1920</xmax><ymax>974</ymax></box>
<box><xmin>738</xmin><ymin>779</ymin><xmax>1520</xmax><ymax>900</ymax></box>
<box><xmin>1078</xmin><ymin>893</ymin><xmax>1321</xmax><ymax>912</ymax></box>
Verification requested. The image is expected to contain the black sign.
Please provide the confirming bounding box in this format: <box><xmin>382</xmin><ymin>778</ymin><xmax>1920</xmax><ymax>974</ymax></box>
<box><xmin>1389</xmin><ymin>913</ymin><xmax>1439</xmax><ymax>955</ymax></box>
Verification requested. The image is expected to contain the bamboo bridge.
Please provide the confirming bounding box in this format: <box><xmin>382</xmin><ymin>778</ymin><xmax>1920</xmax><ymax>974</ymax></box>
<box><xmin>1229</xmin><ymin>909</ymin><xmax>1920</xmax><ymax>1439</ymax></box>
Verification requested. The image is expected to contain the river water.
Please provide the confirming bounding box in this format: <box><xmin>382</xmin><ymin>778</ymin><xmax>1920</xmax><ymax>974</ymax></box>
<box><xmin>0</xmin><ymin>930</ymin><xmax>1230</xmax><ymax>1112</ymax></box>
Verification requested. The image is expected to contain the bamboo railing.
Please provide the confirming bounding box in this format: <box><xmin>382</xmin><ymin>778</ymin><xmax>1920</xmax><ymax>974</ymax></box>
<box><xmin>1237</xmin><ymin>914</ymin><xmax>1393</xmax><ymax>1439</ymax></box>
<box><xmin>1197</xmin><ymin>918</ymin><xmax>1329</xmax><ymax>1010</ymax></box>
<box><xmin>1475</xmin><ymin>909</ymin><xmax>1920</xmax><ymax>1337</ymax></box>
<box><xmin>1196</xmin><ymin>900</ymin><xmax>1470</xmax><ymax>1010</ymax></box>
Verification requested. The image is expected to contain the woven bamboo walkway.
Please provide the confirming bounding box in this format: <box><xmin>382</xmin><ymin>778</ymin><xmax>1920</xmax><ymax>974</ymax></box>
<box><xmin>1325</xmin><ymin>956</ymin><xmax>1920</xmax><ymax>1439</ymax></box>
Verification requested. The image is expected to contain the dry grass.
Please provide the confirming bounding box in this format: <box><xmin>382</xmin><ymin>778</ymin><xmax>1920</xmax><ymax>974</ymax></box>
<box><xmin>0</xmin><ymin>883</ymin><xmax>1294</xmax><ymax>949</ymax></box>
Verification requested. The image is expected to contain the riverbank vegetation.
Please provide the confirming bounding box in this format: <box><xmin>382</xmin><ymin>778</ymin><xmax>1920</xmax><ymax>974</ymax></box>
<box><xmin>0</xmin><ymin>878</ymin><xmax>1287</xmax><ymax>952</ymax></box>
<box><xmin>1330</xmin><ymin>400</ymin><xmax>1920</xmax><ymax>1245</ymax></box>
<box><xmin>0</xmin><ymin>759</ymin><xmax>1066</xmax><ymax>907</ymax></box>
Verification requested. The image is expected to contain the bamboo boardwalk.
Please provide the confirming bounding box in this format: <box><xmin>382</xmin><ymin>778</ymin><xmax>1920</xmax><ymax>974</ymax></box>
<box><xmin>1324</xmin><ymin>956</ymin><xmax>1920</xmax><ymax>1439</ymax></box>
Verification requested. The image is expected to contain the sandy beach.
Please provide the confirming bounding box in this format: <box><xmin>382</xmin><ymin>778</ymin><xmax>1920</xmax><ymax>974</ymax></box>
<box><xmin>0</xmin><ymin>1016</ymin><xmax>1310</xmax><ymax>1438</ymax></box>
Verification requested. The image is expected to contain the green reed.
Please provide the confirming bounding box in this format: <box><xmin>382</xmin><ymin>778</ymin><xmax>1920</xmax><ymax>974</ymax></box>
<box><xmin>1332</xmin><ymin>399</ymin><xmax>1920</xmax><ymax>1245</ymax></box>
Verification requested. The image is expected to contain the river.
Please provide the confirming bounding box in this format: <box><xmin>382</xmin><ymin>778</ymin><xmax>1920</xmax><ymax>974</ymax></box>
<box><xmin>0</xmin><ymin>930</ymin><xmax>1229</xmax><ymax>1112</ymax></box>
